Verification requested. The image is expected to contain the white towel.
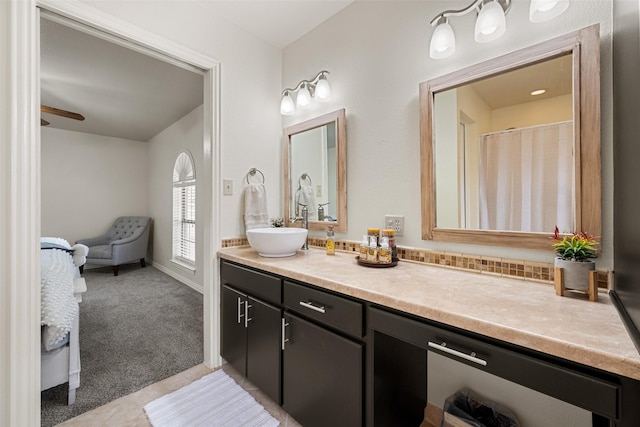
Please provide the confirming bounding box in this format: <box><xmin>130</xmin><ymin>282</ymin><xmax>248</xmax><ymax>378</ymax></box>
<box><xmin>296</xmin><ymin>185</ymin><xmax>317</xmax><ymax>220</ymax></box>
<box><xmin>244</xmin><ymin>183</ymin><xmax>269</xmax><ymax>230</ymax></box>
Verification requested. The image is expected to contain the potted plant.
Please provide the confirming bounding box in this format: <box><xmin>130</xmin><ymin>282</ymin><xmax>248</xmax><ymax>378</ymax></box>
<box><xmin>551</xmin><ymin>226</ymin><xmax>598</xmax><ymax>290</ymax></box>
<box><xmin>270</xmin><ymin>217</ymin><xmax>284</xmax><ymax>228</ymax></box>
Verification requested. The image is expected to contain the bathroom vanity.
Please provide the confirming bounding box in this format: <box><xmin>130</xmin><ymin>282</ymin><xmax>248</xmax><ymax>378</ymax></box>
<box><xmin>218</xmin><ymin>247</ymin><xmax>640</xmax><ymax>427</ymax></box>
<box><xmin>221</xmin><ymin>260</ymin><xmax>363</xmax><ymax>426</ymax></box>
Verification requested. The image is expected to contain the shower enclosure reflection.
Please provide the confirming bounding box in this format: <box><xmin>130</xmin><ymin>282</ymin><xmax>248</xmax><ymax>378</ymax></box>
<box><xmin>433</xmin><ymin>54</ymin><xmax>574</xmax><ymax>233</ymax></box>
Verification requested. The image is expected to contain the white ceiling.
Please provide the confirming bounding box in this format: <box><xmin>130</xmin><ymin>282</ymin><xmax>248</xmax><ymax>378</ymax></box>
<box><xmin>40</xmin><ymin>18</ymin><xmax>205</xmax><ymax>141</ymax></box>
<box><xmin>196</xmin><ymin>1</ymin><xmax>353</xmax><ymax>49</ymax></box>
<box><xmin>470</xmin><ymin>55</ymin><xmax>573</xmax><ymax>109</ymax></box>
<box><xmin>39</xmin><ymin>1</ymin><xmax>353</xmax><ymax>141</ymax></box>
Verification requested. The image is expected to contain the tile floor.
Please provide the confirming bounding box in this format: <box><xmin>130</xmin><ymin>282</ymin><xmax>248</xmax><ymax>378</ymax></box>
<box><xmin>57</xmin><ymin>363</ymin><xmax>302</xmax><ymax>427</ymax></box>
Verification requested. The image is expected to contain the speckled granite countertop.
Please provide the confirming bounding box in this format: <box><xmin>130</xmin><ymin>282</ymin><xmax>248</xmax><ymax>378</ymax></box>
<box><xmin>218</xmin><ymin>246</ymin><xmax>640</xmax><ymax>381</ymax></box>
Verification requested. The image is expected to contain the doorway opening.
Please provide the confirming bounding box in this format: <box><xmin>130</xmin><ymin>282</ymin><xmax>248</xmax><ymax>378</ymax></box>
<box><xmin>37</xmin><ymin>4</ymin><xmax>221</xmax><ymax>424</ymax></box>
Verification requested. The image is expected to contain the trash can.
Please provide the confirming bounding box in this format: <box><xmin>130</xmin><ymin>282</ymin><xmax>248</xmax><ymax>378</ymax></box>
<box><xmin>442</xmin><ymin>388</ymin><xmax>521</xmax><ymax>427</ymax></box>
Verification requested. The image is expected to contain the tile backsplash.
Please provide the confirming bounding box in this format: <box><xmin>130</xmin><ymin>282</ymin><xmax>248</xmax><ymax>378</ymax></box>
<box><xmin>222</xmin><ymin>237</ymin><xmax>610</xmax><ymax>289</ymax></box>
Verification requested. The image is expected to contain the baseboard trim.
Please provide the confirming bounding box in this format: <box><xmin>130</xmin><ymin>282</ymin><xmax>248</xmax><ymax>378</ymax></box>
<box><xmin>153</xmin><ymin>262</ymin><xmax>204</xmax><ymax>294</ymax></box>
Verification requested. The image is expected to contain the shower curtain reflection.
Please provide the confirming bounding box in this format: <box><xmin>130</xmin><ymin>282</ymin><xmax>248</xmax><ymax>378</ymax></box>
<box><xmin>478</xmin><ymin>121</ymin><xmax>573</xmax><ymax>232</ymax></box>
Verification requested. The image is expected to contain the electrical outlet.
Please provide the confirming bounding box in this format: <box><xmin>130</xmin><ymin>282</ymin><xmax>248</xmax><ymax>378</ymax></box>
<box><xmin>223</xmin><ymin>179</ymin><xmax>233</xmax><ymax>196</ymax></box>
<box><xmin>384</xmin><ymin>215</ymin><xmax>404</xmax><ymax>236</ymax></box>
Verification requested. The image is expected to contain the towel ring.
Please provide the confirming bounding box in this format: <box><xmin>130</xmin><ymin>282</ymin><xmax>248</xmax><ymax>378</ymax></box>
<box><xmin>298</xmin><ymin>173</ymin><xmax>312</xmax><ymax>188</ymax></box>
<box><xmin>246</xmin><ymin>168</ymin><xmax>265</xmax><ymax>184</ymax></box>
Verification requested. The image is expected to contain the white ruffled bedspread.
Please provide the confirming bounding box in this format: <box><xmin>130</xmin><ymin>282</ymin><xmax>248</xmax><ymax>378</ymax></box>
<box><xmin>40</xmin><ymin>238</ymin><xmax>81</xmax><ymax>351</ymax></box>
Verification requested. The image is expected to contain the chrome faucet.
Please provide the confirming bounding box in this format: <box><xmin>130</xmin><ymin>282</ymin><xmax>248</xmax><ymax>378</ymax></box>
<box><xmin>291</xmin><ymin>203</ymin><xmax>309</xmax><ymax>250</ymax></box>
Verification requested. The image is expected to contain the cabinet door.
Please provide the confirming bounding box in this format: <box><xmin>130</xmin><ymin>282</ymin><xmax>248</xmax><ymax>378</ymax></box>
<box><xmin>247</xmin><ymin>296</ymin><xmax>282</xmax><ymax>405</ymax></box>
<box><xmin>221</xmin><ymin>285</ymin><xmax>247</xmax><ymax>376</ymax></box>
<box><xmin>283</xmin><ymin>313</ymin><xmax>363</xmax><ymax>427</ymax></box>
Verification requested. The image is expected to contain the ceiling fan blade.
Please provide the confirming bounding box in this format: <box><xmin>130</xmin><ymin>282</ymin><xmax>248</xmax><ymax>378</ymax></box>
<box><xmin>41</xmin><ymin>105</ymin><xmax>85</xmax><ymax>121</ymax></box>
<box><xmin>41</xmin><ymin>118</ymin><xmax>50</xmax><ymax>126</ymax></box>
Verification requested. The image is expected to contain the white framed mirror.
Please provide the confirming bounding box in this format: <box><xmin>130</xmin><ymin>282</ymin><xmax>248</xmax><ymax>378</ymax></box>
<box><xmin>420</xmin><ymin>25</ymin><xmax>600</xmax><ymax>250</ymax></box>
<box><xmin>284</xmin><ymin>109</ymin><xmax>347</xmax><ymax>232</ymax></box>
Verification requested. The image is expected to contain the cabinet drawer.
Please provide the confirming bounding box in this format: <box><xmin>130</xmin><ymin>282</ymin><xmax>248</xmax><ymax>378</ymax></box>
<box><xmin>370</xmin><ymin>307</ymin><xmax>619</xmax><ymax>420</ymax></box>
<box><xmin>220</xmin><ymin>261</ymin><xmax>281</xmax><ymax>304</ymax></box>
<box><xmin>284</xmin><ymin>280</ymin><xmax>363</xmax><ymax>337</ymax></box>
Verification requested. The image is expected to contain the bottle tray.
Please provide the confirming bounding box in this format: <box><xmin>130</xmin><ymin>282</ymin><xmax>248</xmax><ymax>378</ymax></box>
<box><xmin>355</xmin><ymin>255</ymin><xmax>398</xmax><ymax>268</ymax></box>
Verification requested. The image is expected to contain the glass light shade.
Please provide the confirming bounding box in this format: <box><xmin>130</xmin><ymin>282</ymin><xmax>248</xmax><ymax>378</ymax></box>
<box><xmin>474</xmin><ymin>1</ymin><xmax>506</xmax><ymax>43</ymax></box>
<box><xmin>429</xmin><ymin>21</ymin><xmax>456</xmax><ymax>59</ymax></box>
<box><xmin>314</xmin><ymin>77</ymin><xmax>331</xmax><ymax>101</ymax></box>
<box><xmin>280</xmin><ymin>92</ymin><xmax>295</xmax><ymax>115</ymax></box>
<box><xmin>529</xmin><ymin>0</ymin><xmax>569</xmax><ymax>23</ymax></box>
<box><xmin>296</xmin><ymin>84</ymin><xmax>311</xmax><ymax>108</ymax></box>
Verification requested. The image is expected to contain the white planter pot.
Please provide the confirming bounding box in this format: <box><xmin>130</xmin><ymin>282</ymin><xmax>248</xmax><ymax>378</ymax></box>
<box><xmin>554</xmin><ymin>258</ymin><xmax>595</xmax><ymax>290</ymax></box>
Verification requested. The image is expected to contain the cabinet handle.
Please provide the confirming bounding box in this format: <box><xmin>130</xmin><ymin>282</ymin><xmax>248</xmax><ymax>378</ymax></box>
<box><xmin>299</xmin><ymin>300</ymin><xmax>326</xmax><ymax>314</ymax></box>
<box><xmin>244</xmin><ymin>302</ymin><xmax>252</xmax><ymax>328</ymax></box>
<box><xmin>281</xmin><ymin>318</ymin><xmax>290</xmax><ymax>350</ymax></box>
<box><xmin>428</xmin><ymin>341</ymin><xmax>488</xmax><ymax>367</ymax></box>
<box><xmin>237</xmin><ymin>298</ymin><xmax>245</xmax><ymax>324</ymax></box>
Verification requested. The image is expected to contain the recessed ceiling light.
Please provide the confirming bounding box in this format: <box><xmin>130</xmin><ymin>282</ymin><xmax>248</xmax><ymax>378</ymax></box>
<box><xmin>531</xmin><ymin>89</ymin><xmax>546</xmax><ymax>96</ymax></box>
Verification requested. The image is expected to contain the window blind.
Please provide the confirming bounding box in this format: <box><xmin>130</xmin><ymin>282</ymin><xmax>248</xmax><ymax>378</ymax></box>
<box><xmin>172</xmin><ymin>152</ymin><xmax>196</xmax><ymax>265</ymax></box>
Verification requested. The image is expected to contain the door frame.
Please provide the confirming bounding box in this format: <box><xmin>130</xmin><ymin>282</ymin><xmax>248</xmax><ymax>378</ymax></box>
<box><xmin>1</xmin><ymin>1</ymin><xmax>222</xmax><ymax>424</ymax></box>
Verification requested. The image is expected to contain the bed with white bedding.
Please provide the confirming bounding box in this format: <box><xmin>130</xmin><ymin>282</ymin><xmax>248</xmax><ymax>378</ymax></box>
<box><xmin>40</xmin><ymin>237</ymin><xmax>88</xmax><ymax>405</ymax></box>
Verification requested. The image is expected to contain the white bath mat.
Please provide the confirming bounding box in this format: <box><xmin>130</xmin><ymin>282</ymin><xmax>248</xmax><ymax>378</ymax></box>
<box><xmin>144</xmin><ymin>369</ymin><xmax>280</xmax><ymax>427</ymax></box>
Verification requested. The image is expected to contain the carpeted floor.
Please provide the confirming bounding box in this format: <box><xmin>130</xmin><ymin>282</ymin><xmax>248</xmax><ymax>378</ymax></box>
<box><xmin>41</xmin><ymin>264</ymin><xmax>203</xmax><ymax>427</ymax></box>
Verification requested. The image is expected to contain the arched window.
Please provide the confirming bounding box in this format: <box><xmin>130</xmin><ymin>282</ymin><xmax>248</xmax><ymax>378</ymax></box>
<box><xmin>172</xmin><ymin>151</ymin><xmax>196</xmax><ymax>265</ymax></box>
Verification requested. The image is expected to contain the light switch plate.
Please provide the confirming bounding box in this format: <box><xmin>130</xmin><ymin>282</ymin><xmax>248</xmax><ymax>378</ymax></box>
<box><xmin>223</xmin><ymin>179</ymin><xmax>233</xmax><ymax>195</ymax></box>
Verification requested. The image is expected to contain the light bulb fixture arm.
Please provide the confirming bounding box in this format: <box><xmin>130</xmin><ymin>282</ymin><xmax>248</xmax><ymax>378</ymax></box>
<box><xmin>282</xmin><ymin>70</ymin><xmax>330</xmax><ymax>95</ymax></box>
<box><xmin>430</xmin><ymin>0</ymin><xmax>511</xmax><ymax>26</ymax></box>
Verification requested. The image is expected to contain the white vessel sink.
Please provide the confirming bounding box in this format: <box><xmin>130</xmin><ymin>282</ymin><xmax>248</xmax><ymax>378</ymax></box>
<box><xmin>246</xmin><ymin>227</ymin><xmax>308</xmax><ymax>257</ymax></box>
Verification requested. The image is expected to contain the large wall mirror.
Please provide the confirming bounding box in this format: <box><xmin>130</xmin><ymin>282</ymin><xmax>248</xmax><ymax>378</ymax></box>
<box><xmin>420</xmin><ymin>25</ymin><xmax>600</xmax><ymax>250</ymax></box>
<box><xmin>284</xmin><ymin>109</ymin><xmax>347</xmax><ymax>232</ymax></box>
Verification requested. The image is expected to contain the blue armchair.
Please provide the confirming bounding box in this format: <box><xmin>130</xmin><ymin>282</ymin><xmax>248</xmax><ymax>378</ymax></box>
<box><xmin>77</xmin><ymin>216</ymin><xmax>152</xmax><ymax>276</ymax></box>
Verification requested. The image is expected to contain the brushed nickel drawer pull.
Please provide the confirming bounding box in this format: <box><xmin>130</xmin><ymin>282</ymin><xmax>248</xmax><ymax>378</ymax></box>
<box><xmin>281</xmin><ymin>318</ymin><xmax>290</xmax><ymax>350</ymax></box>
<box><xmin>299</xmin><ymin>300</ymin><xmax>326</xmax><ymax>314</ymax></box>
<box><xmin>428</xmin><ymin>341</ymin><xmax>488</xmax><ymax>366</ymax></box>
<box><xmin>237</xmin><ymin>297</ymin><xmax>244</xmax><ymax>324</ymax></box>
<box><xmin>244</xmin><ymin>302</ymin><xmax>252</xmax><ymax>328</ymax></box>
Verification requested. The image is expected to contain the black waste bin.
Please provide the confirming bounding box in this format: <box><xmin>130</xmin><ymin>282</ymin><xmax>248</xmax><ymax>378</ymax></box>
<box><xmin>442</xmin><ymin>388</ymin><xmax>520</xmax><ymax>427</ymax></box>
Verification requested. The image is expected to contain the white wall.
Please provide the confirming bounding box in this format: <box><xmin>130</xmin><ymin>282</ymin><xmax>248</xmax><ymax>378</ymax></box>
<box><xmin>491</xmin><ymin>94</ymin><xmax>573</xmax><ymax>131</ymax></box>
<box><xmin>147</xmin><ymin>105</ymin><xmax>204</xmax><ymax>288</ymax></box>
<box><xmin>84</xmin><ymin>0</ymin><xmax>284</xmax><ymax>240</ymax></box>
<box><xmin>42</xmin><ymin>107</ymin><xmax>206</xmax><ymax>288</ymax></box>
<box><xmin>434</xmin><ymin>89</ymin><xmax>459</xmax><ymax>228</ymax></box>
<box><xmin>283</xmin><ymin>0</ymin><xmax>613</xmax><ymax>267</ymax></box>
<box><xmin>41</xmin><ymin>127</ymin><xmax>148</xmax><ymax>245</ymax></box>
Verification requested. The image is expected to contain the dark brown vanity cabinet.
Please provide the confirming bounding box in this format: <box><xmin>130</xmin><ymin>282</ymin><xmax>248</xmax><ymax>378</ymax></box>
<box><xmin>368</xmin><ymin>306</ymin><xmax>640</xmax><ymax>427</ymax></box>
<box><xmin>282</xmin><ymin>280</ymin><xmax>364</xmax><ymax>427</ymax></box>
<box><xmin>220</xmin><ymin>262</ymin><xmax>282</xmax><ymax>404</ymax></box>
<box><xmin>220</xmin><ymin>259</ymin><xmax>640</xmax><ymax>426</ymax></box>
<box><xmin>220</xmin><ymin>261</ymin><xmax>365</xmax><ymax>426</ymax></box>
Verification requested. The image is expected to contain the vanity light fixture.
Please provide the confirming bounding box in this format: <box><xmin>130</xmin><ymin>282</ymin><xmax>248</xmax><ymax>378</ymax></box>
<box><xmin>429</xmin><ymin>17</ymin><xmax>456</xmax><ymax>59</ymax></box>
<box><xmin>296</xmin><ymin>82</ymin><xmax>312</xmax><ymax>108</ymax></box>
<box><xmin>474</xmin><ymin>0</ymin><xmax>507</xmax><ymax>43</ymax></box>
<box><xmin>429</xmin><ymin>0</ymin><xmax>570</xmax><ymax>59</ymax></box>
<box><xmin>280</xmin><ymin>71</ymin><xmax>331</xmax><ymax>115</ymax></box>
<box><xmin>529</xmin><ymin>0</ymin><xmax>570</xmax><ymax>23</ymax></box>
<box><xmin>530</xmin><ymin>89</ymin><xmax>547</xmax><ymax>96</ymax></box>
